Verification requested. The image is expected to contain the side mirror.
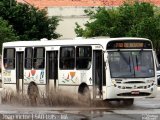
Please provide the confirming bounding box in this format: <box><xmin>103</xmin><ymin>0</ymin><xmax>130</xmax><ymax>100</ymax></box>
<box><xmin>157</xmin><ymin>66</ymin><xmax>160</xmax><ymax>85</ymax></box>
<box><xmin>158</xmin><ymin>76</ymin><xmax>160</xmax><ymax>86</ymax></box>
<box><xmin>157</xmin><ymin>64</ymin><xmax>160</xmax><ymax>70</ymax></box>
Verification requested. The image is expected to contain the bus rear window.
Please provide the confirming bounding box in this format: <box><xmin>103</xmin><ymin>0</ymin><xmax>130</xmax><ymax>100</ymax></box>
<box><xmin>3</xmin><ymin>48</ymin><xmax>15</xmax><ymax>69</ymax></box>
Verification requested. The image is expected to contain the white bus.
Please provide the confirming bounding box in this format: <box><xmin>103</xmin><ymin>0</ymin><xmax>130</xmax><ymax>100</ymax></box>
<box><xmin>1</xmin><ymin>37</ymin><xmax>157</xmax><ymax>105</ymax></box>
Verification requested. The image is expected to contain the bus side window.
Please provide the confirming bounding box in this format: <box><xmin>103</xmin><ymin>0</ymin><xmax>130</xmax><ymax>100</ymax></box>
<box><xmin>3</xmin><ymin>48</ymin><xmax>15</xmax><ymax>69</ymax></box>
<box><xmin>25</xmin><ymin>47</ymin><xmax>33</xmax><ymax>69</ymax></box>
<box><xmin>33</xmin><ymin>47</ymin><xmax>45</xmax><ymax>69</ymax></box>
<box><xmin>60</xmin><ymin>47</ymin><xmax>75</xmax><ymax>69</ymax></box>
<box><xmin>76</xmin><ymin>46</ymin><xmax>92</xmax><ymax>69</ymax></box>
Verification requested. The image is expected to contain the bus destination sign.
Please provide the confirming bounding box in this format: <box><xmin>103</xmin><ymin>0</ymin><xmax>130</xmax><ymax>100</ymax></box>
<box><xmin>107</xmin><ymin>40</ymin><xmax>152</xmax><ymax>49</ymax></box>
<box><xmin>115</xmin><ymin>42</ymin><xmax>144</xmax><ymax>48</ymax></box>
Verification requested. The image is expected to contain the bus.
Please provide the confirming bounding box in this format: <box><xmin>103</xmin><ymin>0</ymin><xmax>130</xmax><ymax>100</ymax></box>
<box><xmin>1</xmin><ymin>37</ymin><xmax>157</xmax><ymax>105</ymax></box>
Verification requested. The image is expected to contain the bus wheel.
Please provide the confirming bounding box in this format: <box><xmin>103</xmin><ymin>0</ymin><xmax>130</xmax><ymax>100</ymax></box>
<box><xmin>123</xmin><ymin>99</ymin><xmax>134</xmax><ymax>106</ymax></box>
<box><xmin>78</xmin><ymin>86</ymin><xmax>91</xmax><ymax>106</ymax></box>
<box><xmin>28</xmin><ymin>83</ymin><xmax>39</xmax><ymax>106</ymax></box>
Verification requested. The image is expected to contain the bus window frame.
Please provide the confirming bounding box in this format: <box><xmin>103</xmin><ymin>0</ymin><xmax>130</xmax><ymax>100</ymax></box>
<box><xmin>33</xmin><ymin>47</ymin><xmax>45</xmax><ymax>69</ymax></box>
<box><xmin>76</xmin><ymin>46</ymin><xmax>92</xmax><ymax>70</ymax></box>
<box><xmin>60</xmin><ymin>46</ymin><xmax>75</xmax><ymax>70</ymax></box>
<box><xmin>24</xmin><ymin>47</ymin><xmax>33</xmax><ymax>69</ymax></box>
<box><xmin>3</xmin><ymin>48</ymin><xmax>15</xmax><ymax>69</ymax></box>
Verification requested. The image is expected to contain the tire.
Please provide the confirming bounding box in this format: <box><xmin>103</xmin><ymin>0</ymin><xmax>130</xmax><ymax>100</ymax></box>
<box><xmin>78</xmin><ymin>86</ymin><xmax>91</xmax><ymax>106</ymax></box>
<box><xmin>28</xmin><ymin>83</ymin><xmax>39</xmax><ymax>106</ymax></box>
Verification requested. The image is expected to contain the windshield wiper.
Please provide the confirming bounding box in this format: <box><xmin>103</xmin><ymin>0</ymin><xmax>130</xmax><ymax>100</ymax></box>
<box><xmin>129</xmin><ymin>56</ymin><xmax>131</xmax><ymax>72</ymax></box>
<box><xmin>117</xmin><ymin>50</ymin><xmax>130</xmax><ymax>65</ymax></box>
<box><xmin>118</xmin><ymin>50</ymin><xmax>132</xmax><ymax>72</ymax></box>
<box><xmin>118</xmin><ymin>73</ymin><xmax>135</xmax><ymax>77</ymax></box>
<box><xmin>136</xmin><ymin>55</ymin><xmax>138</xmax><ymax>67</ymax></box>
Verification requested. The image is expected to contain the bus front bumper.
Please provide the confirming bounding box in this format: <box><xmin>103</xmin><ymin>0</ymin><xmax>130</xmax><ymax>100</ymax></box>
<box><xmin>105</xmin><ymin>84</ymin><xmax>157</xmax><ymax>99</ymax></box>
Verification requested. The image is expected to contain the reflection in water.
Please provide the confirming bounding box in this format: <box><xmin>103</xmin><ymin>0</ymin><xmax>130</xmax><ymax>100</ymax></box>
<box><xmin>80</xmin><ymin>117</ymin><xmax>91</xmax><ymax>120</ymax></box>
<box><xmin>74</xmin><ymin>100</ymin><xmax>134</xmax><ymax>120</ymax></box>
<box><xmin>77</xmin><ymin>110</ymin><xmax>108</xmax><ymax>120</ymax></box>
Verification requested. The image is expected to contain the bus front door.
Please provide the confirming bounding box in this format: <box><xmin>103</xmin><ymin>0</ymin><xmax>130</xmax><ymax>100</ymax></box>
<box><xmin>93</xmin><ymin>50</ymin><xmax>103</xmax><ymax>100</ymax></box>
<box><xmin>16</xmin><ymin>52</ymin><xmax>24</xmax><ymax>93</ymax></box>
<box><xmin>46</xmin><ymin>51</ymin><xmax>58</xmax><ymax>92</ymax></box>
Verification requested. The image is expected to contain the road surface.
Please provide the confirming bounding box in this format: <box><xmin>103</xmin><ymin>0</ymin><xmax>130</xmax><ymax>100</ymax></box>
<box><xmin>0</xmin><ymin>89</ymin><xmax>160</xmax><ymax>120</ymax></box>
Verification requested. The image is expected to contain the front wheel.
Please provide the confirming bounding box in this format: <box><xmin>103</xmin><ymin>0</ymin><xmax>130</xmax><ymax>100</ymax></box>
<box><xmin>78</xmin><ymin>86</ymin><xmax>91</xmax><ymax>106</ymax></box>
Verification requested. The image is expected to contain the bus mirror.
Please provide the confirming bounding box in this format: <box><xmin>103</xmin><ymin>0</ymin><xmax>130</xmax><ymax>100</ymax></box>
<box><xmin>157</xmin><ymin>64</ymin><xmax>160</xmax><ymax>70</ymax></box>
<box><xmin>158</xmin><ymin>75</ymin><xmax>160</xmax><ymax>86</ymax></box>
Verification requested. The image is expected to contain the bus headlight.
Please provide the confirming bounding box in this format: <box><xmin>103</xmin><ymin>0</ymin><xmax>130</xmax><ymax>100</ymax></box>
<box><xmin>146</xmin><ymin>79</ymin><xmax>154</xmax><ymax>83</ymax></box>
<box><xmin>112</xmin><ymin>80</ymin><xmax>116</xmax><ymax>85</ymax></box>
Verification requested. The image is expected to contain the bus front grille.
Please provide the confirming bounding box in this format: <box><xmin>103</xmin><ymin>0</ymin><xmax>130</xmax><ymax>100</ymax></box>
<box><xmin>117</xmin><ymin>92</ymin><xmax>151</xmax><ymax>96</ymax></box>
<box><xmin>124</xmin><ymin>81</ymin><xmax>145</xmax><ymax>83</ymax></box>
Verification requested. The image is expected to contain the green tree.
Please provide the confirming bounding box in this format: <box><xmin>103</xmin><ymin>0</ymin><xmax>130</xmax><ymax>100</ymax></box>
<box><xmin>75</xmin><ymin>1</ymin><xmax>160</xmax><ymax>50</ymax></box>
<box><xmin>0</xmin><ymin>17</ymin><xmax>19</xmax><ymax>51</ymax></box>
<box><xmin>0</xmin><ymin>0</ymin><xmax>60</xmax><ymax>40</ymax></box>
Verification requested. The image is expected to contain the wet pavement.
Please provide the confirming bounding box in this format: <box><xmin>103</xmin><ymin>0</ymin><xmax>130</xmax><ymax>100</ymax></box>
<box><xmin>1</xmin><ymin>89</ymin><xmax>160</xmax><ymax>120</ymax></box>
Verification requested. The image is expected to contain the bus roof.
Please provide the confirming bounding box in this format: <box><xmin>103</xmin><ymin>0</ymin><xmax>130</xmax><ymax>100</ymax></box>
<box><xmin>3</xmin><ymin>37</ymin><xmax>151</xmax><ymax>48</ymax></box>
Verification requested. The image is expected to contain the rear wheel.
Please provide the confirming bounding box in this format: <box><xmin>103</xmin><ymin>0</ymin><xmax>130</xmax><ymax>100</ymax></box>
<box><xmin>28</xmin><ymin>83</ymin><xmax>39</xmax><ymax>106</ymax></box>
<box><xmin>78</xmin><ymin>86</ymin><xmax>91</xmax><ymax>106</ymax></box>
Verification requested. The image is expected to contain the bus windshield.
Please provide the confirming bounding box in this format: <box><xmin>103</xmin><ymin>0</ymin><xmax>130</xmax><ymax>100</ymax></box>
<box><xmin>108</xmin><ymin>51</ymin><xmax>155</xmax><ymax>78</ymax></box>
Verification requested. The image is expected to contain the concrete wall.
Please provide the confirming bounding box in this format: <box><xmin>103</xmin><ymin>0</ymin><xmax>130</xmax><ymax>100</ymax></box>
<box><xmin>47</xmin><ymin>7</ymin><xmax>97</xmax><ymax>39</ymax></box>
<box><xmin>56</xmin><ymin>17</ymin><xmax>88</xmax><ymax>39</ymax></box>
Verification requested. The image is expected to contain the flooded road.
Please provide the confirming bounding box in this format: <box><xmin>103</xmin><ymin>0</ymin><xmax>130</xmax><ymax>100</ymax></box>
<box><xmin>1</xmin><ymin>89</ymin><xmax>160</xmax><ymax>120</ymax></box>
